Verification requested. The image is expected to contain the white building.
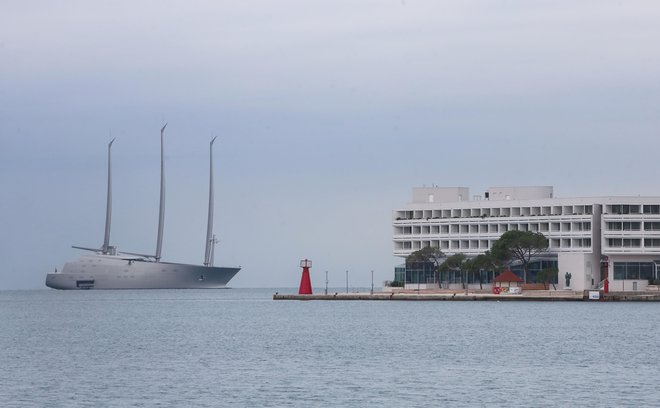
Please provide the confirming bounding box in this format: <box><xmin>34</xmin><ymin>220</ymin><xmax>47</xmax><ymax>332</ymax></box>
<box><xmin>393</xmin><ymin>186</ymin><xmax>660</xmax><ymax>291</ymax></box>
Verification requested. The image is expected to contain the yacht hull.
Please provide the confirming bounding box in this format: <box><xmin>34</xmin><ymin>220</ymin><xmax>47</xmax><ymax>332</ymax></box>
<box><xmin>46</xmin><ymin>255</ymin><xmax>240</xmax><ymax>290</ymax></box>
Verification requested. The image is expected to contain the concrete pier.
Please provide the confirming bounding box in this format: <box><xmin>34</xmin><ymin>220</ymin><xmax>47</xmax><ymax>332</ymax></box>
<box><xmin>273</xmin><ymin>290</ymin><xmax>660</xmax><ymax>302</ymax></box>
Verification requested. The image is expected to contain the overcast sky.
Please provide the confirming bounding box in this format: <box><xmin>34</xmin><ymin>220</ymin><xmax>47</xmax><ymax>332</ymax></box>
<box><xmin>2</xmin><ymin>1</ymin><xmax>659</xmax><ymax>289</ymax></box>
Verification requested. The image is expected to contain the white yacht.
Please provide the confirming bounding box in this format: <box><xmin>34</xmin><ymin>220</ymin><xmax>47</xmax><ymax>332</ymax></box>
<box><xmin>46</xmin><ymin>126</ymin><xmax>240</xmax><ymax>289</ymax></box>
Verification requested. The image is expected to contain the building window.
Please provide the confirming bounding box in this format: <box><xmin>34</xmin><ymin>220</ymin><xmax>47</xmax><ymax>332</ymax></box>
<box><xmin>645</xmin><ymin>238</ymin><xmax>660</xmax><ymax>247</ymax></box>
<box><xmin>608</xmin><ymin>222</ymin><xmax>641</xmax><ymax>231</ymax></box>
<box><xmin>613</xmin><ymin>262</ymin><xmax>654</xmax><ymax>280</ymax></box>
<box><xmin>643</xmin><ymin>205</ymin><xmax>660</xmax><ymax>214</ymax></box>
<box><xmin>510</xmin><ymin>259</ymin><xmax>558</xmax><ymax>284</ymax></box>
<box><xmin>608</xmin><ymin>222</ymin><xmax>622</xmax><ymax>231</ymax></box>
<box><xmin>611</xmin><ymin>204</ymin><xmax>641</xmax><ymax>214</ymax></box>
<box><xmin>624</xmin><ymin>222</ymin><xmax>641</xmax><ymax>231</ymax></box>
<box><xmin>608</xmin><ymin>238</ymin><xmax>641</xmax><ymax>248</ymax></box>
<box><xmin>644</xmin><ymin>222</ymin><xmax>660</xmax><ymax>231</ymax></box>
<box><xmin>405</xmin><ymin>261</ymin><xmax>438</xmax><ymax>284</ymax></box>
<box><xmin>578</xmin><ymin>222</ymin><xmax>592</xmax><ymax>231</ymax></box>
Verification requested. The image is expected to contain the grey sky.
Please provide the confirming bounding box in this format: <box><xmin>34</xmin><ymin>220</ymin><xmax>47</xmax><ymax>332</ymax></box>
<box><xmin>1</xmin><ymin>1</ymin><xmax>659</xmax><ymax>289</ymax></box>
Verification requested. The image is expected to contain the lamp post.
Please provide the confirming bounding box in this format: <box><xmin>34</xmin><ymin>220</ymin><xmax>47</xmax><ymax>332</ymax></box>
<box><xmin>325</xmin><ymin>270</ymin><xmax>328</xmax><ymax>295</ymax></box>
<box><xmin>464</xmin><ymin>270</ymin><xmax>468</xmax><ymax>295</ymax></box>
<box><xmin>370</xmin><ymin>270</ymin><xmax>374</xmax><ymax>295</ymax></box>
<box><xmin>346</xmin><ymin>270</ymin><xmax>349</xmax><ymax>293</ymax></box>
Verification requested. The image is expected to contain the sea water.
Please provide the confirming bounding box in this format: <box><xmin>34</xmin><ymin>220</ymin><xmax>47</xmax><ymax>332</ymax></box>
<box><xmin>1</xmin><ymin>289</ymin><xmax>659</xmax><ymax>407</ymax></box>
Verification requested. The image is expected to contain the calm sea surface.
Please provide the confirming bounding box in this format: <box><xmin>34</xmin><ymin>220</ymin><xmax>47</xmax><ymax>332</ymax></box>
<box><xmin>1</xmin><ymin>288</ymin><xmax>659</xmax><ymax>407</ymax></box>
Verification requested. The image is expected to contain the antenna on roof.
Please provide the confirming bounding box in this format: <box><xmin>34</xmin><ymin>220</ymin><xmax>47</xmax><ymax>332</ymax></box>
<box><xmin>155</xmin><ymin>123</ymin><xmax>167</xmax><ymax>261</ymax></box>
<box><xmin>204</xmin><ymin>136</ymin><xmax>217</xmax><ymax>266</ymax></box>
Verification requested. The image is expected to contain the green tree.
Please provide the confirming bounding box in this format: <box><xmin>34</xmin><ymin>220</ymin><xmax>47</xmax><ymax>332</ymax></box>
<box><xmin>490</xmin><ymin>230</ymin><xmax>549</xmax><ymax>283</ymax></box>
<box><xmin>462</xmin><ymin>258</ymin><xmax>478</xmax><ymax>292</ymax></box>
<box><xmin>465</xmin><ymin>253</ymin><xmax>495</xmax><ymax>290</ymax></box>
<box><xmin>406</xmin><ymin>246</ymin><xmax>445</xmax><ymax>286</ymax></box>
<box><xmin>439</xmin><ymin>253</ymin><xmax>469</xmax><ymax>291</ymax></box>
<box><xmin>537</xmin><ymin>267</ymin><xmax>558</xmax><ymax>290</ymax></box>
<box><xmin>482</xmin><ymin>250</ymin><xmax>507</xmax><ymax>273</ymax></box>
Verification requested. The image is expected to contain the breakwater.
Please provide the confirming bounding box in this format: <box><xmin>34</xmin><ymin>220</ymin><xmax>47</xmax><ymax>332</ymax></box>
<box><xmin>273</xmin><ymin>291</ymin><xmax>660</xmax><ymax>301</ymax></box>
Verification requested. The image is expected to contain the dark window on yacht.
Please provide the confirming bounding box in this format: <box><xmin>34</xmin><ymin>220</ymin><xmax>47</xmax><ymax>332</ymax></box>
<box><xmin>76</xmin><ymin>280</ymin><xmax>95</xmax><ymax>289</ymax></box>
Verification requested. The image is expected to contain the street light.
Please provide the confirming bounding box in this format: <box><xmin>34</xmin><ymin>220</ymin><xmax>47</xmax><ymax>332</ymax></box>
<box><xmin>370</xmin><ymin>270</ymin><xmax>374</xmax><ymax>295</ymax></box>
<box><xmin>325</xmin><ymin>270</ymin><xmax>328</xmax><ymax>295</ymax></box>
<box><xmin>346</xmin><ymin>270</ymin><xmax>349</xmax><ymax>293</ymax></box>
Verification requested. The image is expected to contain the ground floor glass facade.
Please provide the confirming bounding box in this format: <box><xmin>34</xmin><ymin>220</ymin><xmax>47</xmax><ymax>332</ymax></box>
<box><xmin>612</xmin><ymin>262</ymin><xmax>655</xmax><ymax>280</ymax></box>
<box><xmin>510</xmin><ymin>259</ymin><xmax>559</xmax><ymax>284</ymax></box>
<box><xmin>396</xmin><ymin>259</ymin><xmax>559</xmax><ymax>285</ymax></box>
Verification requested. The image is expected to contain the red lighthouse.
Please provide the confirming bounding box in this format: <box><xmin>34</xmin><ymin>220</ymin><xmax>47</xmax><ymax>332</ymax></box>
<box><xmin>298</xmin><ymin>259</ymin><xmax>313</xmax><ymax>295</ymax></box>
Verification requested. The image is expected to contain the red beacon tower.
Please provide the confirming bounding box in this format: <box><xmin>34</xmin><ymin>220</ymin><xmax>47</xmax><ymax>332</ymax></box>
<box><xmin>298</xmin><ymin>259</ymin><xmax>313</xmax><ymax>295</ymax></box>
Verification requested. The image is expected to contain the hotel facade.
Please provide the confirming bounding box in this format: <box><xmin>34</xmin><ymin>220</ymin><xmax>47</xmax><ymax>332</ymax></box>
<box><xmin>393</xmin><ymin>186</ymin><xmax>660</xmax><ymax>292</ymax></box>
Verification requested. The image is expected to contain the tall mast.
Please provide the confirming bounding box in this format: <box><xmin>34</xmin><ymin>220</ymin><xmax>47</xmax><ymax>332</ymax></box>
<box><xmin>155</xmin><ymin>123</ymin><xmax>167</xmax><ymax>261</ymax></box>
<box><xmin>204</xmin><ymin>136</ymin><xmax>217</xmax><ymax>266</ymax></box>
<box><xmin>210</xmin><ymin>234</ymin><xmax>217</xmax><ymax>267</ymax></box>
<box><xmin>102</xmin><ymin>138</ymin><xmax>115</xmax><ymax>254</ymax></box>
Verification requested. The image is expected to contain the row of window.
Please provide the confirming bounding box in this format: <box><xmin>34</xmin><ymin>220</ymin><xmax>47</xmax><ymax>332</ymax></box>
<box><xmin>398</xmin><ymin>237</ymin><xmax>660</xmax><ymax>249</ymax></box>
<box><xmin>396</xmin><ymin>238</ymin><xmax>592</xmax><ymax>251</ymax></box>
<box><xmin>405</xmin><ymin>269</ymin><xmax>501</xmax><ymax>285</ymax></box>
<box><xmin>608</xmin><ymin>205</ymin><xmax>660</xmax><ymax>215</ymax></box>
<box><xmin>395</xmin><ymin>203</ymin><xmax>660</xmax><ymax>221</ymax></box>
<box><xmin>395</xmin><ymin>220</ymin><xmax>660</xmax><ymax>236</ymax></box>
<box><xmin>606</xmin><ymin>222</ymin><xmax>660</xmax><ymax>231</ymax></box>
<box><xmin>606</xmin><ymin>238</ymin><xmax>660</xmax><ymax>248</ymax></box>
<box><xmin>395</xmin><ymin>205</ymin><xmax>594</xmax><ymax>220</ymax></box>
<box><xmin>396</xmin><ymin>222</ymin><xmax>592</xmax><ymax>235</ymax></box>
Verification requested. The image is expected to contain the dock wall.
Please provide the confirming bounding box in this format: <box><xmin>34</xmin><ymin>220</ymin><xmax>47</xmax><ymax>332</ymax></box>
<box><xmin>273</xmin><ymin>291</ymin><xmax>660</xmax><ymax>302</ymax></box>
